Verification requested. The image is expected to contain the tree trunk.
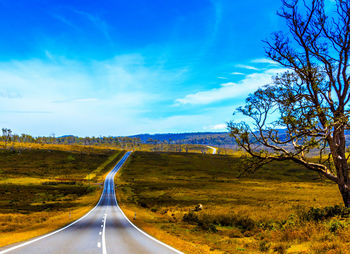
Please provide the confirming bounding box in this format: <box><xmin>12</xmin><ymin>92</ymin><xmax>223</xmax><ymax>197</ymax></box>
<box><xmin>339</xmin><ymin>184</ymin><xmax>350</xmax><ymax>208</ymax></box>
<box><xmin>331</xmin><ymin>126</ymin><xmax>350</xmax><ymax>207</ymax></box>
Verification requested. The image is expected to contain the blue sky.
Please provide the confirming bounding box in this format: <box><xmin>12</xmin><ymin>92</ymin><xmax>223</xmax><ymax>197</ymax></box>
<box><xmin>0</xmin><ymin>0</ymin><xmax>312</xmax><ymax>136</ymax></box>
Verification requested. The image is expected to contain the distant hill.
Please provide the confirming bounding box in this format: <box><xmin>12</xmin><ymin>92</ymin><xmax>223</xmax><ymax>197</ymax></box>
<box><xmin>129</xmin><ymin>129</ymin><xmax>350</xmax><ymax>148</ymax></box>
<box><xmin>129</xmin><ymin>132</ymin><xmax>236</xmax><ymax>147</ymax></box>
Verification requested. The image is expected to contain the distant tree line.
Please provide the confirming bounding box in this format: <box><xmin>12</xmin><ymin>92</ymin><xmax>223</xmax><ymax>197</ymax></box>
<box><xmin>0</xmin><ymin>128</ymin><xmax>142</xmax><ymax>150</ymax></box>
<box><xmin>0</xmin><ymin>129</ymin><xmax>240</xmax><ymax>155</ymax></box>
<box><xmin>0</xmin><ymin>129</ymin><xmax>237</xmax><ymax>149</ymax></box>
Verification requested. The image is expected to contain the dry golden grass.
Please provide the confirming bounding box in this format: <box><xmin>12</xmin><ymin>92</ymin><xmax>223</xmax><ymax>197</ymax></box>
<box><xmin>0</xmin><ymin>177</ymin><xmax>50</xmax><ymax>185</ymax></box>
<box><xmin>119</xmin><ymin>204</ymin><xmax>221</xmax><ymax>254</ymax></box>
<box><xmin>0</xmin><ymin>144</ymin><xmax>124</xmax><ymax>248</ymax></box>
<box><xmin>2</xmin><ymin>140</ymin><xmax>216</xmax><ymax>156</ymax></box>
<box><xmin>0</xmin><ymin>141</ymin><xmax>119</xmax><ymax>153</ymax></box>
<box><xmin>115</xmin><ymin>151</ymin><xmax>350</xmax><ymax>254</ymax></box>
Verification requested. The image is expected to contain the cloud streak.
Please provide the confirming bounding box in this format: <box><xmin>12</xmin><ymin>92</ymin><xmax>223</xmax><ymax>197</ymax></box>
<box><xmin>175</xmin><ymin>68</ymin><xmax>284</xmax><ymax>105</ymax></box>
<box><xmin>204</xmin><ymin>123</ymin><xmax>227</xmax><ymax>131</ymax></box>
<box><xmin>251</xmin><ymin>58</ymin><xmax>279</xmax><ymax>65</ymax></box>
<box><xmin>235</xmin><ymin>64</ymin><xmax>259</xmax><ymax>70</ymax></box>
<box><xmin>72</xmin><ymin>9</ymin><xmax>112</xmax><ymax>42</ymax></box>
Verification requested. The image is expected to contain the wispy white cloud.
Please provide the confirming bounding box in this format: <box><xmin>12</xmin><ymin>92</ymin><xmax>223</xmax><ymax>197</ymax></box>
<box><xmin>72</xmin><ymin>9</ymin><xmax>112</xmax><ymax>42</ymax></box>
<box><xmin>44</xmin><ymin>50</ymin><xmax>55</xmax><ymax>61</ymax></box>
<box><xmin>235</xmin><ymin>64</ymin><xmax>259</xmax><ymax>70</ymax></box>
<box><xmin>217</xmin><ymin>76</ymin><xmax>228</xmax><ymax>79</ymax></box>
<box><xmin>51</xmin><ymin>14</ymin><xmax>81</xmax><ymax>31</ymax></box>
<box><xmin>204</xmin><ymin>123</ymin><xmax>227</xmax><ymax>131</ymax></box>
<box><xmin>231</xmin><ymin>72</ymin><xmax>244</xmax><ymax>75</ymax></box>
<box><xmin>51</xmin><ymin>10</ymin><xmax>112</xmax><ymax>43</ymax></box>
<box><xmin>175</xmin><ymin>68</ymin><xmax>284</xmax><ymax>105</ymax></box>
<box><xmin>251</xmin><ymin>58</ymin><xmax>279</xmax><ymax>65</ymax></box>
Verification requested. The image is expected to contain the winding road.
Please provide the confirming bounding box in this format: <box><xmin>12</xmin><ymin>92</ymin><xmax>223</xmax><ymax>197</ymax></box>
<box><xmin>207</xmin><ymin>146</ymin><xmax>217</xmax><ymax>154</ymax></box>
<box><xmin>0</xmin><ymin>152</ymin><xmax>181</xmax><ymax>254</ymax></box>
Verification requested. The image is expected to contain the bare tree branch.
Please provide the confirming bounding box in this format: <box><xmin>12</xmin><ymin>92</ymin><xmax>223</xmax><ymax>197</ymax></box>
<box><xmin>229</xmin><ymin>0</ymin><xmax>350</xmax><ymax>207</ymax></box>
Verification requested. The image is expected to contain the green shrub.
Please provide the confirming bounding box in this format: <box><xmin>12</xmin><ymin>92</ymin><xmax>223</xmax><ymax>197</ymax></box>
<box><xmin>273</xmin><ymin>243</ymin><xmax>288</xmax><ymax>254</ymax></box>
<box><xmin>233</xmin><ymin>215</ymin><xmax>256</xmax><ymax>232</ymax></box>
<box><xmin>183</xmin><ymin>212</ymin><xmax>217</xmax><ymax>232</ymax></box>
<box><xmin>259</xmin><ymin>240</ymin><xmax>270</xmax><ymax>252</ymax></box>
<box><xmin>300</xmin><ymin>205</ymin><xmax>350</xmax><ymax>222</ymax></box>
<box><xmin>182</xmin><ymin>212</ymin><xmax>255</xmax><ymax>233</ymax></box>
<box><xmin>182</xmin><ymin>212</ymin><xmax>199</xmax><ymax>224</ymax></box>
<box><xmin>66</xmin><ymin>155</ymin><xmax>75</xmax><ymax>162</ymax></box>
<box><xmin>328</xmin><ymin>219</ymin><xmax>345</xmax><ymax>233</ymax></box>
<box><xmin>197</xmin><ymin>222</ymin><xmax>218</xmax><ymax>233</ymax></box>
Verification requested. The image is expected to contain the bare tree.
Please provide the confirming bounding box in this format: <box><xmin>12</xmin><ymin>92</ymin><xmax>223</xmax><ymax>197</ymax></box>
<box><xmin>228</xmin><ymin>0</ymin><xmax>350</xmax><ymax>207</ymax></box>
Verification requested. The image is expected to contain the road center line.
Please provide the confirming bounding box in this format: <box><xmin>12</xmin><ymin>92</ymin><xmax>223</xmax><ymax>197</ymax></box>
<box><xmin>102</xmin><ymin>213</ymin><xmax>107</xmax><ymax>254</ymax></box>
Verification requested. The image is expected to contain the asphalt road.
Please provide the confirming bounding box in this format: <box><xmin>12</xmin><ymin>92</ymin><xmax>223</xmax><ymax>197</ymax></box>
<box><xmin>1</xmin><ymin>152</ymin><xmax>181</xmax><ymax>254</ymax></box>
<box><xmin>207</xmin><ymin>146</ymin><xmax>217</xmax><ymax>154</ymax></box>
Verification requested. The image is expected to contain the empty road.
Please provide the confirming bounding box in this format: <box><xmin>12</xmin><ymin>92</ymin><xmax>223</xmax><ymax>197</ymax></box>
<box><xmin>1</xmin><ymin>152</ymin><xmax>181</xmax><ymax>254</ymax></box>
<box><xmin>207</xmin><ymin>146</ymin><xmax>217</xmax><ymax>154</ymax></box>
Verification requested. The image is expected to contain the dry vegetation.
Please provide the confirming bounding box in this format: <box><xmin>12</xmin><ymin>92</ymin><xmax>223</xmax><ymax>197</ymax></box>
<box><xmin>116</xmin><ymin>151</ymin><xmax>350</xmax><ymax>254</ymax></box>
<box><xmin>130</xmin><ymin>142</ymin><xmax>216</xmax><ymax>154</ymax></box>
<box><xmin>0</xmin><ymin>142</ymin><xmax>124</xmax><ymax>247</ymax></box>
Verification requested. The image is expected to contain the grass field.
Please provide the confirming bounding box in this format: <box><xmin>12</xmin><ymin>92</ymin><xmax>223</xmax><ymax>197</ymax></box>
<box><xmin>116</xmin><ymin>151</ymin><xmax>350</xmax><ymax>254</ymax></box>
<box><xmin>0</xmin><ymin>143</ymin><xmax>124</xmax><ymax>247</ymax></box>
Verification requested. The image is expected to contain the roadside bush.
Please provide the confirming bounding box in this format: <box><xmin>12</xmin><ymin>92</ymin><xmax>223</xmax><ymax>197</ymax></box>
<box><xmin>300</xmin><ymin>205</ymin><xmax>350</xmax><ymax>222</ymax></box>
<box><xmin>259</xmin><ymin>240</ymin><xmax>270</xmax><ymax>252</ymax></box>
<box><xmin>234</xmin><ymin>215</ymin><xmax>256</xmax><ymax>232</ymax></box>
<box><xmin>197</xmin><ymin>221</ymin><xmax>218</xmax><ymax>233</ymax></box>
<box><xmin>183</xmin><ymin>212</ymin><xmax>217</xmax><ymax>232</ymax></box>
<box><xmin>183</xmin><ymin>212</ymin><xmax>199</xmax><ymax>224</ymax></box>
<box><xmin>328</xmin><ymin>219</ymin><xmax>345</xmax><ymax>233</ymax></box>
<box><xmin>273</xmin><ymin>243</ymin><xmax>289</xmax><ymax>254</ymax></box>
<box><xmin>182</xmin><ymin>212</ymin><xmax>255</xmax><ymax>233</ymax></box>
<box><xmin>210</xmin><ymin>213</ymin><xmax>256</xmax><ymax>231</ymax></box>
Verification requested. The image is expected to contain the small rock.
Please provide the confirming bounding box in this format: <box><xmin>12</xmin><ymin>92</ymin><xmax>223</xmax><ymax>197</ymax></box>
<box><xmin>194</xmin><ymin>204</ymin><xmax>203</xmax><ymax>211</ymax></box>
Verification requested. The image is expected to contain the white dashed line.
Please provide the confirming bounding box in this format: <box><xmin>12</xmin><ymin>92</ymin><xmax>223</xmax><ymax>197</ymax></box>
<box><xmin>102</xmin><ymin>214</ymin><xmax>107</xmax><ymax>254</ymax></box>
